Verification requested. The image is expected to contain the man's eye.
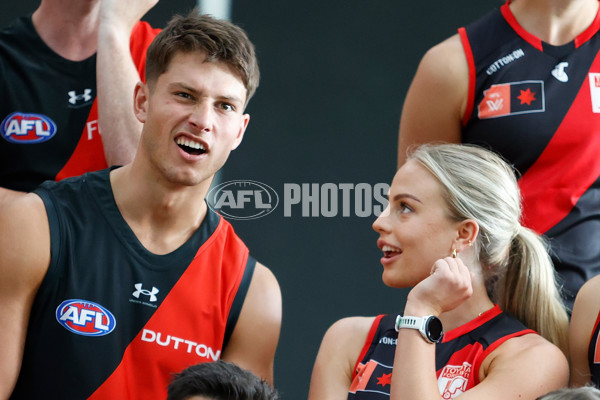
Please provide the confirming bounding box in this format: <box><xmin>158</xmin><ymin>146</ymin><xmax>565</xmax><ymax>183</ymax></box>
<box><xmin>220</xmin><ymin>103</ymin><xmax>234</xmax><ymax>111</ymax></box>
<box><xmin>176</xmin><ymin>92</ymin><xmax>192</xmax><ymax>99</ymax></box>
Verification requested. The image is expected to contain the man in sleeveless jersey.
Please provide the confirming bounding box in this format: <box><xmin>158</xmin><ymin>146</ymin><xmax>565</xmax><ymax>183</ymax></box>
<box><xmin>0</xmin><ymin>0</ymin><xmax>161</xmax><ymax>204</ymax></box>
<box><xmin>0</xmin><ymin>11</ymin><xmax>281</xmax><ymax>400</ymax></box>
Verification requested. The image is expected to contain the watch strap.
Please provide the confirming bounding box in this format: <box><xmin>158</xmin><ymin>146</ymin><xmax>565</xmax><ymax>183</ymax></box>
<box><xmin>395</xmin><ymin>315</ymin><xmax>443</xmax><ymax>344</ymax></box>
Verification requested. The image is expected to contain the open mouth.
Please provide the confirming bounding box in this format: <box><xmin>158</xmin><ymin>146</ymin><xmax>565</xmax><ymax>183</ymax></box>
<box><xmin>382</xmin><ymin>245</ymin><xmax>402</xmax><ymax>259</ymax></box>
<box><xmin>176</xmin><ymin>137</ymin><xmax>207</xmax><ymax>156</ymax></box>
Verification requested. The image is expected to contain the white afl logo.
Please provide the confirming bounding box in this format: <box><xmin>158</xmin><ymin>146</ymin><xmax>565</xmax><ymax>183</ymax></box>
<box><xmin>207</xmin><ymin>180</ymin><xmax>279</xmax><ymax>220</ymax></box>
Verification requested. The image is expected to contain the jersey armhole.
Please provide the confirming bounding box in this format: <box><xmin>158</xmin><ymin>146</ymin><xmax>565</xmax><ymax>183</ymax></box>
<box><xmin>222</xmin><ymin>255</ymin><xmax>256</xmax><ymax>348</ymax></box>
<box><xmin>458</xmin><ymin>27</ymin><xmax>476</xmax><ymax>127</ymax></box>
<box><xmin>472</xmin><ymin>328</ymin><xmax>536</xmax><ymax>385</ymax></box>
<box><xmin>351</xmin><ymin>314</ymin><xmax>386</xmax><ymax>380</ymax></box>
<box><xmin>33</xmin><ymin>188</ymin><xmax>63</xmax><ymax>278</ymax></box>
<box><xmin>587</xmin><ymin>310</ymin><xmax>600</xmax><ymax>363</ymax></box>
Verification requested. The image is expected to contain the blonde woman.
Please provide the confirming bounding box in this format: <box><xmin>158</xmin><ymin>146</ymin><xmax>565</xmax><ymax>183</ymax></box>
<box><xmin>309</xmin><ymin>143</ymin><xmax>569</xmax><ymax>400</ymax></box>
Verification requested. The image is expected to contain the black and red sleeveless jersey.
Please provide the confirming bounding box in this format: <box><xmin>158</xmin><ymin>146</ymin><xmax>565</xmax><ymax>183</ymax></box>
<box><xmin>348</xmin><ymin>306</ymin><xmax>534</xmax><ymax>399</ymax></box>
<box><xmin>0</xmin><ymin>17</ymin><xmax>159</xmax><ymax>192</ymax></box>
<box><xmin>10</xmin><ymin>168</ymin><xmax>255</xmax><ymax>399</ymax></box>
<box><xmin>459</xmin><ymin>1</ymin><xmax>600</xmax><ymax>308</ymax></box>
<box><xmin>588</xmin><ymin>310</ymin><xmax>600</xmax><ymax>387</ymax></box>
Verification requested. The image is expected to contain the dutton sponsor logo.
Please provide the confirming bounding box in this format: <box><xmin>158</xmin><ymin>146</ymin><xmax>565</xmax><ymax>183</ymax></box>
<box><xmin>207</xmin><ymin>180</ymin><xmax>279</xmax><ymax>220</ymax></box>
<box><xmin>1</xmin><ymin>112</ymin><xmax>57</xmax><ymax>144</ymax></box>
<box><xmin>141</xmin><ymin>329</ymin><xmax>221</xmax><ymax>361</ymax></box>
<box><xmin>56</xmin><ymin>299</ymin><xmax>117</xmax><ymax>337</ymax></box>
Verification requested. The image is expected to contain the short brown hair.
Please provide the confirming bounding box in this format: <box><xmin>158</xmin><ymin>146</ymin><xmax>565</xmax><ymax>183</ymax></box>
<box><xmin>145</xmin><ymin>10</ymin><xmax>260</xmax><ymax>105</ymax></box>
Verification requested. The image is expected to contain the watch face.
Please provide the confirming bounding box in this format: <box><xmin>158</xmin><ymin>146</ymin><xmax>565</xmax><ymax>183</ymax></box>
<box><xmin>426</xmin><ymin>317</ymin><xmax>443</xmax><ymax>342</ymax></box>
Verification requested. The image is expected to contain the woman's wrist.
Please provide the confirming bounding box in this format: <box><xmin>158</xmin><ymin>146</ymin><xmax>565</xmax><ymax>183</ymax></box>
<box><xmin>404</xmin><ymin>296</ymin><xmax>442</xmax><ymax>317</ymax></box>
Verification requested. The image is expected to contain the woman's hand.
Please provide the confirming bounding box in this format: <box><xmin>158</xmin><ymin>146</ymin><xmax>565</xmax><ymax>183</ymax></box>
<box><xmin>406</xmin><ymin>256</ymin><xmax>473</xmax><ymax>316</ymax></box>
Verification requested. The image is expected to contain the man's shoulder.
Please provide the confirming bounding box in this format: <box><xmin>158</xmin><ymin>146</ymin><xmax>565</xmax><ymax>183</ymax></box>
<box><xmin>36</xmin><ymin>168</ymin><xmax>110</xmax><ymax>193</ymax></box>
<box><xmin>32</xmin><ymin>169</ymin><xmax>113</xmax><ymax>216</ymax></box>
<box><xmin>0</xmin><ymin>16</ymin><xmax>35</xmax><ymax>57</ymax></box>
<box><xmin>0</xmin><ymin>15</ymin><xmax>31</xmax><ymax>37</ymax></box>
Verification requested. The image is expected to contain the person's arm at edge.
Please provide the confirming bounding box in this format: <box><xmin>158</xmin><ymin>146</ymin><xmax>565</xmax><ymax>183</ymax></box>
<box><xmin>0</xmin><ymin>193</ymin><xmax>50</xmax><ymax>398</ymax></box>
<box><xmin>308</xmin><ymin>316</ymin><xmax>373</xmax><ymax>400</ymax></box>
<box><xmin>397</xmin><ymin>34</ymin><xmax>468</xmax><ymax>167</ymax></box>
<box><xmin>569</xmin><ymin>275</ymin><xmax>600</xmax><ymax>387</ymax></box>
<box><xmin>96</xmin><ymin>0</ymin><xmax>159</xmax><ymax>166</ymax></box>
<box><xmin>220</xmin><ymin>262</ymin><xmax>282</xmax><ymax>385</ymax></box>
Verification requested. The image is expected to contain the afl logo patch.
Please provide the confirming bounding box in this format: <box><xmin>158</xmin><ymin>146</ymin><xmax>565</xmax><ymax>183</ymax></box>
<box><xmin>56</xmin><ymin>299</ymin><xmax>116</xmax><ymax>337</ymax></box>
<box><xmin>1</xmin><ymin>112</ymin><xmax>57</xmax><ymax>144</ymax></box>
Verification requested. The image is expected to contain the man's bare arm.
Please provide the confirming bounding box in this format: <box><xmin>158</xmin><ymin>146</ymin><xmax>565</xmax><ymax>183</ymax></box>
<box><xmin>221</xmin><ymin>262</ymin><xmax>282</xmax><ymax>384</ymax></box>
<box><xmin>0</xmin><ymin>194</ymin><xmax>50</xmax><ymax>398</ymax></box>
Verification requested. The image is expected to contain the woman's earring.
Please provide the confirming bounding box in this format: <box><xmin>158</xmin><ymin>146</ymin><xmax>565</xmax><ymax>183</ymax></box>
<box><xmin>452</xmin><ymin>249</ymin><xmax>457</xmax><ymax>258</ymax></box>
<box><xmin>468</xmin><ymin>240</ymin><xmax>473</xmax><ymax>247</ymax></box>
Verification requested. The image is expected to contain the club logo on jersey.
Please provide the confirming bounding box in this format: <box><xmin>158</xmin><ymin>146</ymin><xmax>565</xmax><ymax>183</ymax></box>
<box><xmin>0</xmin><ymin>112</ymin><xmax>57</xmax><ymax>144</ymax></box>
<box><xmin>438</xmin><ymin>362</ymin><xmax>471</xmax><ymax>399</ymax></box>
<box><xmin>349</xmin><ymin>359</ymin><xmax>393</xmax><ymax>396</ymax></box>
<box><xmin>132</xmin><ymin>283</ymin><xmax>159</xmax><ymax>302</ymax></box>
<box><xmin>207</xmin><ymin>180</ymin><xmax>279</xmax><ymax>220</ymax></box>
<box><xmin>478</xmin><ymin>80</ymin><xmax>545</xmax><ymax>119</ymax></box>
<box><xmin>551</xmin><ymin>62</ymin><xmax>569</xmax><ymax>82</ymax></box>
<box><xmin>67</xmin><ymin>88</ymin><xmax>93</xmax><ymax>107</ymax></box>
<box><xmin>589</xmin><ymin>73</ymin><xmax>600</xmax><ymax>113</ymax></box>
<box><xmin>56</xmin><ymin>299</ymin><xmax>116</xmax><ymax>337</ymax></box>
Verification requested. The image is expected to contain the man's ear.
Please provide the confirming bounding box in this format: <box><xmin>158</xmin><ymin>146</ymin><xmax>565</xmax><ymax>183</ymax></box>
<box><xmin>455</xmin><ymin>219</ymin><xmax>479</xmax><ymax>252</ymax></box>
<box><xmin>230</xmin><ymin>113</ymin><xmax>250</xmax><ymax>151</ymax></box>
<box><xmin>133</xmin><ymin>81</ymin><xmax>149</xmax><ymax>124</ymax></box>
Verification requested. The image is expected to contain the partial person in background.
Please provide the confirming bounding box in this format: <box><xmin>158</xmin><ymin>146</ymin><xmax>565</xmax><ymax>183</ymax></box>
<box><xmin>537</xmin><ymin>386</ymin><xmax>600</xmax><ymax>400</ymax></box>
<box><xmin>0</xmin><ymin>10</ymin><xmax>281</xmax><ymax>400</ymax></box>
<box><xmin>397</xmin><ymin>0</ymin><xmax>600</xmax><ymax>310</ymax></box>
<box><xmin>167</xmin><ymin>361</ymin><xmax>280</xmax><ymax>400</ymax></box>
<box><xmin>0</xmin><ymin>0</ymin><xmax>161</xmax><ymax>203</ymax></box>
<box><xmin>309</xmin><ymin>144</ymin><xmax>569</xmax><ymax>399</ymax></box>
<box><xmin>568</xmin><ymin>274</ymin><xmax>600</xmax><ymax>387</ymax></box>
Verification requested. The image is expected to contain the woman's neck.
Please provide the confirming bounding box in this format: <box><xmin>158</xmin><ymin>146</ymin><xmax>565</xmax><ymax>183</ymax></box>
<box><xmin>509</xmin><ymin>0</ymin><xmax>600</xmax><ymax>45</ymax></box>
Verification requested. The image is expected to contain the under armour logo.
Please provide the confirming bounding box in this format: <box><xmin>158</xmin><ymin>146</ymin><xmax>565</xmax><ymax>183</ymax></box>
<box><xmin>551</xmin><ymin>62</ymin><xmax>569</xmax><ymax>83</ymax></box>
<box><xmin>132</xmin><ymin>283</ymin><xmax>159</xmax><ymax>302</ymax></box>
<box><xmin>68</xmin><ymin>89</ymin><xmax>93</xmax><ymax>105</ymax></box>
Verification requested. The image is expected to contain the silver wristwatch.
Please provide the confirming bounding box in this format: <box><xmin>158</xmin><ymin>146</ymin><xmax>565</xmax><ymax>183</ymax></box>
<box><xmin>395</xmin><ymin>315</ymin><xmax>443</xmax><ymax>344</ymax></box>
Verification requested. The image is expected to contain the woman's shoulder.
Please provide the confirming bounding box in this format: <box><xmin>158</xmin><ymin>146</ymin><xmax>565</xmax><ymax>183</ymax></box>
<box><xmin>484</xmin><ymin>333</ymin><xmax>568</xmax><ymax>381</ymax></box>
<box><xmin>576</xmin><ymin>275</ymin><xmax>600</xmax><ymax>303</ymax></box>
<box><xmin>324</xmin><ymin>316</ymin><xmax>379</xmax><ymax>346</ymax></box>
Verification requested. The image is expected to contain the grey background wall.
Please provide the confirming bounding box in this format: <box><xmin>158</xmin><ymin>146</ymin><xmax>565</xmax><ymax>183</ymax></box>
<box><xmin>2</xmin><ymin>1</ymin><xmax>499</xmax><ymax>398</ymax></box>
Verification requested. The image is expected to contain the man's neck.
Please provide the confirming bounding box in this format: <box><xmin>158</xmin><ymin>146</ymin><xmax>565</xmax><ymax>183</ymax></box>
<box><xmin>109</xmin><ymin>165</ymin><xmax>213</xmax><ymax>256</ymax></box>
<box><xmin>32</xmin><ymin>0</ymin><xmax>101</xmax><ymax>61</ymax></box>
